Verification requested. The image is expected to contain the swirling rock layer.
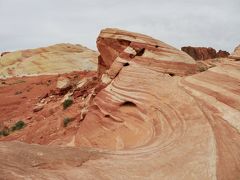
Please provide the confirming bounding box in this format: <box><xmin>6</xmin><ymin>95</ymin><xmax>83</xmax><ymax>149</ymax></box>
<box><xmin>72</xmin><ymin>29</ymin><xmax>240</xmax><ymax>179</ymax></box>
<box><xmin>0</xmin><ymin>29</ymin><xmax>239</xmax><ymax>179</ymax></box>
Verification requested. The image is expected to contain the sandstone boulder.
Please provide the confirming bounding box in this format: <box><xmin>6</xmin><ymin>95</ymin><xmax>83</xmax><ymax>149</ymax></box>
<box><xmin>33</xmin><ymin>103</ymin><xmax>44</xmax><ymax>112</ymax></box>
<box><xmin>56</xmin><ymin>77</ymin><xmax>71</xmax><ymax>90</ymax></box>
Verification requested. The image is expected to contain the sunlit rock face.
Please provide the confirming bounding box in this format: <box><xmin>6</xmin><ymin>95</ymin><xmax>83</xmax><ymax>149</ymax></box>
<box><xmin>0</xmin><ymin>29</ymin><xmax>240</xmax><ymax>179</ymax></box>
<box><xmin>229</xmin><ymin>44</ymin><xmax>240</xmax><ymax>60</ymax></box>
<box><xmin>0</xmin><ymin>43</ymin><xmax>98</xmax><ymax>78</ymax></box>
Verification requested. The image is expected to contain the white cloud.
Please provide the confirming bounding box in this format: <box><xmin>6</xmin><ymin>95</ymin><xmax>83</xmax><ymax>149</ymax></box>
<box><xmin>0</xmin><ymin>0</ymin><xmax>239</xmax><ymax>52</ymax></box>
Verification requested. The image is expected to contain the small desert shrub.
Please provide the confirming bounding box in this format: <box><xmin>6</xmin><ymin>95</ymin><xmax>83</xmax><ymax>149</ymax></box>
<box><xmin>11</xmin><ymin>121</ymin><xmax>26</xmax><ymax>131</ymax></box>
<box><xmin>0</xmin><ymin>129</ymin><xmax>10</xmax><ymax>136</ymax></box>
<box><xmin>209</xmin><ymin>64</ymin><xmax>216</xmax><ymax>68</ymax></box>
<box><xmin>63</xmin><ymin>99</ymin><xmax>73</xmax><ymax>110</ymax></box>
<box><xmin>198</xmin><ymin>66</ymin><xmax>208</xmax><ymax>72</ymax></box>
<box><xmin>2</xmin><ymin>129</ymin><xmax>10</xmax><ymax>136</ymax></box>
<box><xmin>15</xmin><ymin>91</ymin><xmax>22</xmax><ymax>95</ymax></box>
<box><xmin>0</xmin><ymin>121</ymin><xmax>26</xmax><ymax>137</ymax></box>
<box><xmin>63</xmin><ymin>117</ymin><xmax>72</xmax><ymax>127</ymax></box>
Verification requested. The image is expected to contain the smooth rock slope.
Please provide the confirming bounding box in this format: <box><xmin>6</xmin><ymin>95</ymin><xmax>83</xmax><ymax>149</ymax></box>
<box><xmin>0</xmin><ymin>43</ymin><xmax>98</xmax><ymax>78</ymax></box>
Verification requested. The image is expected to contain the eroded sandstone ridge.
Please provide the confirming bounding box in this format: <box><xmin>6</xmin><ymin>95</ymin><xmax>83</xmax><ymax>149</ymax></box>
<box><xmin>181</xmin><ymin>46</ymin><xmax>230</xmax><ymax>60</ymax></box>
<box><xmin>0</xmin><ymin>28</ymin><xmax>240</xmax><ymax>179</ymax></box>
<box><xmin>0</xmin><ymin>43</ymin><xmax>98</xmax><ymax>78</ymax></box>
<box><xmin>98</xmin><ymin>29</ymin><xmax>197</xmax><ymax>76</ymax></box>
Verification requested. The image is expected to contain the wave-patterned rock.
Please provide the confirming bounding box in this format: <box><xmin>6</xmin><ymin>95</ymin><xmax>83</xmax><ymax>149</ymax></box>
<box><xmin>0</xmin><ymin>29</ymin><xmax>239</xmax><ymax>179</ymax></box>
<box><xmin>0</xmin><ymin>43</ymin><xmax>98</xmax><ymax>78</ymax></box>
<box><xmin>72</xmin><ymin>29</ymin><xmax>239</xmax><ymax>179</ymax></box>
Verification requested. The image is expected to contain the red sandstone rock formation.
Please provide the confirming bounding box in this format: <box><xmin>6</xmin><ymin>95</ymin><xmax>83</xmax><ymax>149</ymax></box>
<box><xmin>217</xmin><ymin>50</ymin><xmax>230</xmax><ymax>58</ymax></box>
<box><xmin>0</xmin><ymin>29</ymin><xmax>240</xmax><ymax>179</ymax></box>
<box><xmin>181</xmin><ymin>46</ymin><xmax>229</xmax><ymax>60</ymax></box>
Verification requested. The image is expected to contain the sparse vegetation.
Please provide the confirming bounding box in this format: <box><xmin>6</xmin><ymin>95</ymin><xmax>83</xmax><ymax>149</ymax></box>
<box><xmin>15</xmin><ymin>91</ymin><xmax>22</xmax><ymax>95</ymax></box>
<box><xmin>11</xmin><ymin>121</ymin><xmax>26</xmax><ymax>131</ymax></box>
<box><xmin>0</xmin><ymin>129</ymin><xmax>10</xmax><ymax>136</ymax></box>
<box><xmin>209</xmin><ymin>64</ymin><xmax>216</xmax><ymax>68</ymax></box>
<box><xmin>63</xmin><ymin>99</ymin><xmax>73</xmax><ymax>110</ymax></box>
<box><xmin>63</xmin><ymin>117</ymin><xmax>72</xmax><ymax>127</ymax></box>
<box><xmin>198</xmin><ymin>66</ymin><xmax>208</xmax><ymax>72</ymax></box>
<box><xmin>0</xmin><ymin>120</ymin><xmax>26</xmax><ymax>137</ymax></box>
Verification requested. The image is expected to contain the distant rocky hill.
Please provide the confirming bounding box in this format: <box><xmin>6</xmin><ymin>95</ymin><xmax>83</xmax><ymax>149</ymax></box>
<box><xmin>0</xmin><ymin>43</ymin><xmax>98</xmax><ymax>78</ymax></box>
<box><xmin>181</xmin><ymin>46</ymin><xmax>229</xmax><ymax>60</ymax></box>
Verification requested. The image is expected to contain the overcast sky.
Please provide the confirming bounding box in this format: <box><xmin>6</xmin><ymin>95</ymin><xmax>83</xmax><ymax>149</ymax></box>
<box><xmin>0</xmin><ymin>0</ymin><xmax>239</xmax><ymax>52</ymax></box>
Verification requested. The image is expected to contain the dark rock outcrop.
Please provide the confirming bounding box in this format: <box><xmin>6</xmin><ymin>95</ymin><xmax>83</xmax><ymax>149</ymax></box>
<box><xmin>181</xmin><ymin>46</ymin><xmax>229</xmax><ymax>60</ymax></box>
<box><xmin>217</xmin><ymin>50</ymin><xmax>230</xmax><ymax>58</ymax></box>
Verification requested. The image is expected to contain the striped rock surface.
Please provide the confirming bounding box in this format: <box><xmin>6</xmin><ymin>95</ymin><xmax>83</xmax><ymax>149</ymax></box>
<box><xmin>0</xmin><ymin>43</ymin><xmax>98</xmax><ymax>78</ymax></box>
<box><xmin>97</xmin><ymin>28</ymin><xmax>197</xmax><ymax>77</ymax></box>
<box><xmin>72</xmin><ymin>29</ymin><xmax>240</xmax><ymax>179</ymax></box>
<box><xmin>0</xmin><ymin>29</ymin><xmax>240</xmax><ymax>179</ymax></box>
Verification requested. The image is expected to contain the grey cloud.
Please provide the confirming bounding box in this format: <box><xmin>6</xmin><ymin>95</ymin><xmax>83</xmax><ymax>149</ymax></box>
<box><xmin>0</xmin><ymin>0</ymin><xmax>239</xmax><ymax>52</ymax></box>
